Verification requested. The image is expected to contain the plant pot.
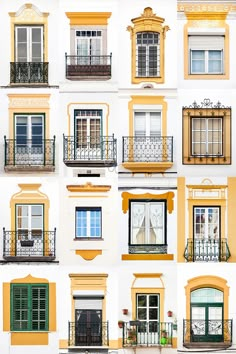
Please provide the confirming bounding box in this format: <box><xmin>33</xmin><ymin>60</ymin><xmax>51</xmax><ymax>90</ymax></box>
<box><xmin>118</xmin><ymin>322</ymin><xmax>124</xmax><ymax>328</ymax></box>
<box><xmin>167</xmin><ymin>311</ymin><xmax>173</xmax><ymax>317</ymax></box>
<box><xmin>20</xmin><ymin>240</ymin><xmax>34</xmax><ymax>247</ymax></box>
<box><xmin>122</xmin><ymin>308</ymin><xmax>128</xmax><ymax>315</ymax></box>
<box><xmin>160</xmin><ymin>337</ymin><xmax>167</xmax><ymax>345</ymax></box>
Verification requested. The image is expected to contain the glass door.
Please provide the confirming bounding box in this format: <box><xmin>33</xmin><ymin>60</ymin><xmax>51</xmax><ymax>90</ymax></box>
<box><xmin>75</xmin><ymin>309</ymin><xmax>102</xmax><ymax>346</ymax></box>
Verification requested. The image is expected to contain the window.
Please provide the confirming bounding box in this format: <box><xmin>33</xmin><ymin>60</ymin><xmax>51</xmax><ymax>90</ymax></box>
<box><xmin>134</xmin><ymin>111</ymin><xmax>161</xmax><ymax>137</ymax></box>
<box><xmin>16</xmin><ymin>204</ymin><xmax>43</xmax><ymax>239</ymax></box>
<box><xmin>194</xmin><ymin>207</ymin><xmax>219</xmax><ymax>240</ymax></box>
<box><xmin>189</xmin><ymin>36</ymin><xmax>224</xmax><ymax>74</ymax></box>
<box><xmin>15</xmin><ymin>114</ymin><xmax>44</xmax><ymax>149</ymax></box>
<box><xmin>11</xmin><ymin>283</ymin><xmax>48</xmax><ymax>331</ymax></box>
<box><xmin>129</xmin><ymin>200</ymin><xmax>166</xmax><ymax>252</ymax></box>
<box><xmin>137</xmin><ymin>293</ymin><xmax>159</xmax><ymax>327</ymax></box>
<box><xmin>75</xmin><ymin>207</ymin><xmax>102</xmax><ymax>238</ymax></box>
<box><xmin>136</xmin><ymin>32</ymin><xmax>160</xmax><ymax>77</ymax></box>
<box><xmin>15</xmin><ymin>26</ymin><xmax>43</xmax><ymax>62</ymax></box>
<box><xmin>76</xmin><ymin>30</ymin><xmax>102</xmax><ymax>65</ymax></box>
<box><xmin>75</xmin><ymin>110</ymin><xmax>101</xmax><ymax>149</ymax></box>
<box><xmin>182</xmin><ymin>99</ymin><xmax>231</xmax><ymax>165</ymax></box>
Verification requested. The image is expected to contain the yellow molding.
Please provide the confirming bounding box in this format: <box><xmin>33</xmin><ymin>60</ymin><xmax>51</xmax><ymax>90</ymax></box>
<box><xmin>11</xmin><ymin>274</ymin><xmax>48</xmax><ymax>284</ymax></box>
<box><xmin>68</xmin><ymin>196</ymin><xmax>108</xmax><ymax>198</ymax></box>
<box><xmin>185</xmin><ymin>275</ymin><xmax>229</xmax><ymax>321</ymax></box>
<box><xmin>177</xmin><ymin>3</ymin><xmax>236</xmax><ymax>13</ymax></box>
<box><xmin>133</xmin><ymin>273</ymin><xmax>163</xmax><ymax>278</ymax></box>
<box><xmin>49</xmin><ymin>283</ymin><xmax>56</xmax><ymax>331</ymax></box>
<box><xmin>121</xmin><ymin>191</ymin><xmax>175</xmax><ymax>214</ymax></box>
<box><xmin>9</xmin><ymin>4</ymin><xmax>48</xmax><ymax>62</ymax></box>
<box><xmin>59</xmin><ymin>339</ymin><xmax>68</xmax><ymax>349</ymax></box>
<box><xmin>66</xmin><ymin>12</ymin><xmax>111</xmax><ymax>25</ymax></box>
<box><xmin>127</xmin><ymin>7</ymin><xmax>169</xmax><ymax>84</ymax></box>
<box><xmin>66</xmin><ymin>102</ymin><xmax>109</xmax><ymax>137</ymax></box>
<box><xmin>186</xmin><ymin>12</ymin><xmax>227</xmax><ymax>20</ymax></box>
<box><xmin>122</xmin><ymin>254</ymin><xmax>174</xmax><ymax>261</ymax></box>
<box><xmin>11</xmin><ymin>332</ymin><xmax>48</xmax><ymax>346</ymax></box>
<box><xmin>172</xmin><ymin>337</ymin><xmax>177</xmax><ymax>348</ymax></box>
<box><xmin>122</xmin><ymin>162</ymin><xmax>173</xmax><ymax>172</ymax></box>
<box><xmin>227</xmin><ymin>177</ymin><xmax>236</xmax><ymax>262</ymax></box>
<box><xmin>177</xmin><ymin>177</ymin><xmax>186</xmax><ymax>263</ymax></box>
<box><xmin>69</xmin><ymin>273</ymin><xmax>108</xmax><ymax>278</ymax></box>
<box><xmin>186</xmin><ymin>184</ymin><xmax>228</xmax><ymax>190</ymax></box>
<box><xmin>67</xmin><ymin>183</ymin><xmax>111</xmax><ymax>193</ymax></box>
<box><xmin>75</xmin><ymin>250</ymin><xmax>102</xmax><ymax>261</ymax></box>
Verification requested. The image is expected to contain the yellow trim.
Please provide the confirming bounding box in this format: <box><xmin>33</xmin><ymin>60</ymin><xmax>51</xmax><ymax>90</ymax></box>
<box><xmin>121</xmin><ymin>191</ymin><xmax>174</xmax><ymax>214</ymax></box>
<box><xmin>227</xmin><ymin>177</ymin><xmax>236</xmax><ymax>262</ymax></box>
<box><xmin>9</xmin><ymin>4</ymin><xmax>49</xmax><ymax>62</ymax></box>
<box><xmin>59</xmin><ymin>339</ymin><xmax>68</xmax><ymax>349</ymax></box>
<box><xmin>11</xmin><ymin>332</ymin><xmax>48</xmax><ymax>346</ymax></box>
<box><xmin>133</xmin><ymin>273</ymin><xmax>162</xmax><ymax>278</ymax></box>
<box><xmin>75</xmin><ymin>250</ymin><xmax>102</xmax><ymax>260</ymax></box>
<box><xmin>122</xmin><ymin>162</ymin><xmax>173</xmax><ymax>172</ymax></box>
<box><xmin>185</xmin><ymin>275</ymin><xmax>229</xmax><ymax>320</ymax></box>
<box><xmin>177</xmin><ymin>177</ymin><xmax>186</xmax><ymax>262</ymax></box>
<box><xmin>131</xmin><ymin>287</ymin><xmax>164</xmax><ymax>322</ymax></box>
<box><xmin>127</xmin><ymin>7</ymin><xmax>169</xmax><ymax>84</ymax></box>
<box><xmin>66</xmin><ymin>12</ymin><xmax>111</xmax><ymax>25</ymax></box>
<box><xmin>66</xmin><ymin>103</ymin><xmax>109</xmax><ymax>137</ymax></box>
<box><xmin>184</xmin><ymin>18</ymin><xmax>229</xmax><ymax>80</ymax></box>
<box><xmin>183</xmin><ymin>106</ymin><xmax>231</xmax><ymax>164</ymax></box>
<box><xmin>67</xmin><ymin>183</ymin><xmax>111</xmax><ymax>193</ymax></box>
<box><xmin>69</xmin><ymin>274</ymin><xmax>108</xmax><ymax>322</ymax></box>
<box><xmin>172</xmin><ymin>337</ymin><xmax>177</xmax><ymax>348</ymax></box>
<box><xmin>177</xmin><ymin>3</ymin><xmax>236</xmax><ymax>14</ymax></box>
<box><xmin>68</xmin><ymin>195</ymin><xmax>108</xmax><ymax>198</ymax></box>
<box><xmin>3</xmin><ymin>274</ymin><xmax>56</xmax><ymax>345</ymax></box>
<box><xmin>10</xmin><ymin>184</ymin><xmax>50</xmax><ymax>256</ymax></box>
<box><xmin>122</xmin><ymin>254</ymin><xmax>174</xmax><ymax>261</ymax></box>
<box><xmin>8</xmin><ymin>94</ymin><xmax>50</xmax><ymax>140</ymax></box>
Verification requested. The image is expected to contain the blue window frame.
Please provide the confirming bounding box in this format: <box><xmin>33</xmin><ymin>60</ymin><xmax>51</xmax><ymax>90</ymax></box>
<box><xmin>75</xmin><ymin>207</ymin><xmax>102</xmax><ymax>238</ymax></box>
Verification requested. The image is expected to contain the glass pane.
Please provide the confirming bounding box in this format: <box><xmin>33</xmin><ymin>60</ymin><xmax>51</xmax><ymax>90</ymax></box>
<box><xmin>191</xmin><ymin>288</ymin><xmax>223</xmax><ymax>303</ymax></box>
<box><xmin>149</xmin><ymin>295</ymin><xmax>158</xmax><ymax>307</ymax></box>
<box><xmin>209</xmin><ymin>60</ymin><xmax>222</xmax><ymax>73</ymax></box>
<box><xmin>149</xmin><ymin>308</ymin><xmax>158</xmax><ymax>320</ymax></box>
<box><xmin>131</xmin><ymin>203</ymin><xmax>145</xmax><ymax>244</ymax></box>
<box><xmin>137</xmin><ymin>308</ymin><xmax>147</xmax><ymax>320</ymax></box>
<box><xmin>138</xmin><ymin>295</ymin><xmax>147</xmax><ymax>307</ymax></box>
<box><xmin>149</xmin><ymin>203</ymin><xmax>164</xmax><ymax>244</ymax></box>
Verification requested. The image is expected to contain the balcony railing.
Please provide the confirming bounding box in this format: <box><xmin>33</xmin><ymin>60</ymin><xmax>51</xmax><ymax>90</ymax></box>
<box><xmin>184</xmin><ymin>238</ymin><xmax>231</xmax><ymax>262</ymax></box>
<box><xmin>122</xmin><ymin>321</ymin><xmax>173</xmax><ymax>347</ymax></box>
<box><xmin>68</xmin><ymin>321</ymin><xmax>109</xmax><ymax>347</ymax></box>
<box><xmin>122</xmin><ymin>136</ymin><xmax>173</xmax><ymax>163</ymax></box>
<box><xmin>65</xmin><ymin>53</ymin><xmax>112</xmax><ymax>79</ymax></box>
<box><xmin>183</xmin><ymin>319</ymin><xmax>232</xmax><ymax>348</ymax></box>
<box><xmin>3</xmin><ymin>229</ymin><xmax>56</xmax><ymax>261</ymax></box>
<box><xmin>129</xmin><ymin>244</ymin><xmax>167</xmax><ymax>254</ymax></box>
<box><xmin>4</xmin><ymin>137</ymin><xmax>55</xmax><ymax>171</ymax></box>
<box><xmin>63</xmin><ymin>135</ymin><xmax>117</xmax><ymax>167</ymax></box>
<box><xmin>10</xmin><ymin>62</ymin><xmax>48</xmax><ymax>84</ymax></box>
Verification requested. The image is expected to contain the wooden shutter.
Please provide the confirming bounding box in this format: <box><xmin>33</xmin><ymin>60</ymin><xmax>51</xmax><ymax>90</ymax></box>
<box><xmin>31</xmin><ymin>286</ymin><xmax>48</xmax><ymax>331</ymax></box>
<box><xmin>12</xmin><ymin>285</ymin><xmax>29</xmax><ymax>330</ymax></box>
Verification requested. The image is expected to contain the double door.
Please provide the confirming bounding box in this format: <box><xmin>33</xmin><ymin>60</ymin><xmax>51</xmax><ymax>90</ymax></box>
<box><xmin>75</xmin><ymin>309</ymin><xmax>102</xmax><ymax>346</ymax></box>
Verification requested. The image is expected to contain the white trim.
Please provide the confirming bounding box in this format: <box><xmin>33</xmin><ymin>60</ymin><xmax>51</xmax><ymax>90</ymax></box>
<box><xmin>133</xmin><ymin>105</ymin><xmax>163</xmax><ymax>111</ymax></box>
<box><xmin>73</xmin><ymin>290</ymin><xmax>105</xmax><ymax>296</ymax></box>
<box><xmin>188</xmin><ymin>28</ymin><xmax>225</xmax><ymax>35</ymax></box>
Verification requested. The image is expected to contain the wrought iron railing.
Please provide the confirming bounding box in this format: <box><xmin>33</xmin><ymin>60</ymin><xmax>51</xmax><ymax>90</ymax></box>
<box><xmin>122</xmin><ymin>136</ymin><xmax>173</xmax><ymax>163</ymax></box>
<box><xmin>183</xmin><ymin>319</ymin><xmax>232</xmax><ymax>345</ymax></box>
<box><xmin>63</xmin><ymin>135</ymin><xmax>117</xmax><ymax>165</ymax></box>
<box><xmin>10</xmin><ymin>62</ymin><xmax>49</xmax><ymax>84</ymax></box>
<box><xmin>184</xmin><ymin>238</ymin><xmax>231</xmax><ymax>262</ymax></box>
<box><xmin>122</xmin><ymin>321</ymin><xmax>173</xmax><ymax>347</ymax></box>
<box><xmin>3</xmin><ymin>229</ymin><xmax>56</xmax><ymax>259</ymax></box>
<box><xmin>129</xmin><ymin>244</ymin><xmax>167</xmax><ymax>254</ymax></box>
<box><xmin>65</xmin><ymin>53</ymin><xmax>112</xmax><ymax>78</ymax></box>
<box><xmin>4</xmin><ymin>137</ymin><xmax>56</xmax><ymax>168</ymax></box>
<box><xmin>68</xmin><ymin>321</ymin><xmax>109</xmax><ymax>347</ymax></box>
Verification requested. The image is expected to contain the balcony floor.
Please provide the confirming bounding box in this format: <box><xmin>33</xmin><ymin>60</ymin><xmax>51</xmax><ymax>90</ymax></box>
<box><xmin>3</xmin><ymin>256</ymin><xmax>56</xmax><ymax>262</ymax></box>
<box><xmin>184</xmin><ymin>342</ymin><xmax>231</xmax><ymax>349</ymax></box>
<box><xmin>5</xmin><ymin>165</ymin><xmax>55</xmax><ymax>172</ymax></box>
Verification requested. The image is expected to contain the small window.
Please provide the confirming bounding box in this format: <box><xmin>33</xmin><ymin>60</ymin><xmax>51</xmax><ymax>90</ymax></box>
<box><xmin>189</xmin><ymin>36</ymin><xmax>224</xmax><ymax>74</ymax></box>
<box><xmin>129</xmin><ymin>200</ymin><xmax>167</xmax><ymax>253</ymax></box>
<box><xmin>11</xmin><ymin>283</ymin><xmax>48</xmax><ymax>331</ymax></box>
<box><xmin>75</xmin><ymin>207</ymin><xmax>102</xmax><ymax>238</ymax></box>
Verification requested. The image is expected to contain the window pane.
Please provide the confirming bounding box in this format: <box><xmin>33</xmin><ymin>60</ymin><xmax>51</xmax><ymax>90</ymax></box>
<box><xmin>149</xmin><ymin>295</ymin><xmax>158</xmax><ymax>307</ymax></box>
<box><xmin>138</xmin><ymin>295</ymin><xmax>147</xmax><ymax>307</ymax></box>
<box><xmin>136</xmin><ymin>32</ymin><xmax>160</xmax><ymax>77</ymax></box>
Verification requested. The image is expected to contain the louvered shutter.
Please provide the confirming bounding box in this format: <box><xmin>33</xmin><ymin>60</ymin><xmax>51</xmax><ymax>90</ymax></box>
<box><xmin>134</xmin><ymin>112</ymin><xmax>146</xmax><ymax>136</ymax></box>
<box><xmin>150</xmin><ymin>112</ymin><xmax>161</xmax><ymax>136</ymax></box>
<box><xmin>12</xmin><ymin>286</ymin><xmax>29</xmax><ymax>330</ymax></box>
<box><xmin>75</xmin><ymin>298</ymin><xmax>103</xmax><ymax>310</ymax></box>
<box><xmin>189</xmin><ymin>36</ymin><xmax>224</xmax><ymax>50</ymax></box>
<box><xmin>16</xmin><ymin>27</ymin><xmax>28</xmax><ymax>62</ymax></box>
<box><xmin>31</xmin><ymin>286</ymin><xmax>48</xmax><ymax>331</ymax></box>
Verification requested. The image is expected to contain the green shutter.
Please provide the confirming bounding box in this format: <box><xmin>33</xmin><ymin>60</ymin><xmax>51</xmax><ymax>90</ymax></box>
<box><xmin>11</xmin><ymin>284</ymin><xmax>48</xmax><ymax>331</ymax></box>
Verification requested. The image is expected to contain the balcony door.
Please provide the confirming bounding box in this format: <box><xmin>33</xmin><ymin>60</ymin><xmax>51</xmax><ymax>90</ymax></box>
<box><xmin>76</xmin><ymin>30</ymin><xmax>102</xmax><ymax>65</ymax></box>
<box><xmin>75</xmin><ymin>308</ymin><xmax>102</xmax><ymax>346</ymax></box>
<box><xmin>15</xmin><ymin>26</ymin><xmax>43</xmax><ymax>62</ymax></box>
<box><xmin>15</xmin><ymin>115</ymin><xmax>44</xmax><ymax>165</ymax></box>
<box><xmin>16</xmin><ymin>204</ymin><xmax>43</xmax><ymax>256</ymax></box>
<box><xmin>193</xmin><ymin>206</ymin><xmax>220</xmax><ymax>261</ymax></box>
<box><xmin>75</xmin><ymin>110</ymin><xmax>102</xmax><ymax>160</ymax></box>
<box><xmin>134</xmin><ymin>111</ymin><xmax>161</xmax><ymax>162</ymax></box>
<box><xmin>191</xmin><ymin>288</ymin><xmax>223</xmax><ymax>342</ymax></box>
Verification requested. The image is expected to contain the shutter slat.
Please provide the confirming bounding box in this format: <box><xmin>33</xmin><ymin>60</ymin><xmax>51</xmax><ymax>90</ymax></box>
<box><xmin>189</xmin><ymin>36</ymin><xmax>224</xmax><ymax>50</ymax></box>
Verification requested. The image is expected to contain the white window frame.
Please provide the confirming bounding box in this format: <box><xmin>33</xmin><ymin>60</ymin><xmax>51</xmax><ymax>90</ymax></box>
<box><xmin>134</xmin><ymin>111</ymin><xmax>162</xmax><ymax>137</ymax></box>
<box><xmin>75</xmin><ymin>207</ymin><xmax>102</xmax><ymax>238</ymax></box>
<box><xmin>16</xmin><ymin>204</ymin><xmax>43</xmax><ymax>239</ymax></box>
<box><xmin>194</xmin><ymin>206</ymin><xmax>220</xmax><ymax>240</ymax></box>
<box><xmin>15</xmin><ymin>26</ymin><xmax>43</xmax><ymax>62</ymax></box>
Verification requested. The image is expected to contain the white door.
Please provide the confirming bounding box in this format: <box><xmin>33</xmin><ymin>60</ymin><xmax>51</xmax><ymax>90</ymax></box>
<box><xmin>15</xmin><ymin>115</ymin><xmax>44</xmax><ymax>165</ymax></box>
<box><xmin>16</xmin><ymin>204</ymin><xmax>43</xmax><ymax>256</ymax></box>
<box><xmin>75</xmin><ymin>111</ymin><xmax>101</xmax><ymax>160</ymax></box>
<box><xmin>76</xmin><ymin>30</ymin><xmax>102</xmax><ymax>65</ymax></box>
<box><xmin>134</xmin><ymin>111</ymin><xmax>161</xmax><ymax>161</ymax></box>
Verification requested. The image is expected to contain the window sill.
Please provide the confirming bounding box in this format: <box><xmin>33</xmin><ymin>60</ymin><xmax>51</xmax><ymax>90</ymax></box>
<box><xmin>73</xmin><ymin>237</ymin><xmax>104</xmax><ymax>241</ymax></box>
<box><xmin>121</xmin><ymin>254</ymin><xmax>174</xmax><ymax>261</ymax></box>
<box><xmin>185</xmin><ymin>73</ymin><xmax>228</xmax><ymax>80</ymax></box>
<box><xmin>183</xmin><ymin>155</ymin><xmax>231</xmax><ymax>165</ymax></box>
<box><xmin>122</xmin><ymin>162</ymin><xmax>173</xmax><ymax>172</ymax></box>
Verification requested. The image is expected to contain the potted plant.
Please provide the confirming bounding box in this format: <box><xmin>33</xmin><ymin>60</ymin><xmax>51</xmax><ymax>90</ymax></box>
<box><xmin>122</xmin><ymin>308</ymin><xmax>128</xmax><ymax>315</ymax></box>
<box><xmin>160</xmin><ymin>330</ymin><xmax>168</xmax><ymax>345</ymax></box>
<box><xmin>118</xmin><ymin>320</ymin><xmax>124</xmax><ymax>328</ymax></box>
<box><xmin>127</xmin><ymin>329</ymin><xmax>136</xmax><ymax>344</ymax></box>
<box><xmin>167</xmin><ymin>310</ymin><xmax>173</xmax><ymax>317</ymax></box>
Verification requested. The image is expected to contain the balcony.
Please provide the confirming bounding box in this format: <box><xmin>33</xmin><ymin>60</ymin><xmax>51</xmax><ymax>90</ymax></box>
<box><xmin>4</xmin><ymin>137</ymin><xmax>55</xmax><ymax>172</ymax></box>
<box><xmin>10</xmin><ymin>62</ymin><xmax>49</xmax><ymax>84</ymax></box>
<box><xmin>184</xmin><ymin>238</ymin><xmax>231</xmax><ymax>262</ymax></box>
<box><xmin>183</xmin><ymin>319</ymin><xmax>232</xmax><ymax>349</ymax></box>
<box><xmin>129</xmin><ymin>244</ymin><xmax>167</xmax><ymax>254</ymax></box>
<box><xmin>65</xmin><ymin>53</ymin><xmax>112</xmax><ymax>80</ymax></box>
<box><xmin>122</xmin><ymin>136</ymin><xmax>173</xmax><ymax>172</ymax></box>
<box><xmin>122</xmin><ymin>321</ymin><xmax>173</xmax><ymax>347</ymax></box>
<box><xmin>63</xmin><ymin>135</ymin><xmax>117</xmax><ymax>167</ymax></box>
<box><xmin>68</xmin><ymin>321</ymin><xmax>109</xmax><ymax>348</ymax></box>
<box><xmin>3</xmin><ymin>229</ymin><xmax>56</xmax><ymax>262</ymax></box>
